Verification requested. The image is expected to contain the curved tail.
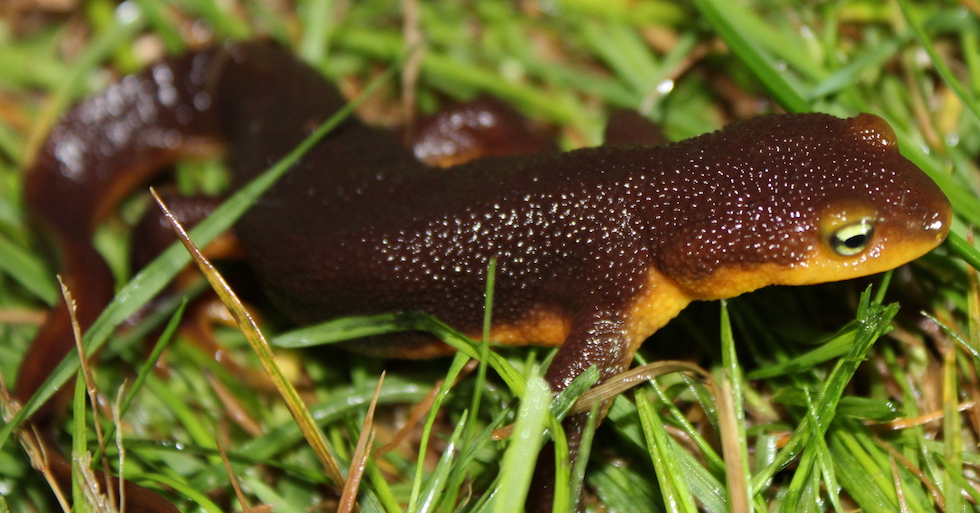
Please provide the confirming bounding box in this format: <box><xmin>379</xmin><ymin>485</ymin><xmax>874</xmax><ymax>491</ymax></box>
<box><xmin>16</xmin><ymin>46</ymin><xmax>227</xmax><ymax>512</ymax></box>
<box><xmin>16</xmin><ymin>46</ymin><xmax>224</xmax><ymax>417</ymax></box>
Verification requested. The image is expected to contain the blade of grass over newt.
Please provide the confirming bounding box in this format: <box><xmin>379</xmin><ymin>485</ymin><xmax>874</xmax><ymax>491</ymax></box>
<box><xmin>270</xmin><ymin>312</ymin><xmax>431</xmax><ymax>347</ymax></box>
<box><xmin>151</xmin><ymin>188</ymin><xmax>344</xmax><ymax>487</ymax></box>
<box><xmin>274</xmin><ymin>311</ymin><xmax>528</xmax><ymax>398</ymax></box>
<box><xmin>569</xmin><ymin>361</ymin><xmax>710</xmax><ymax>416</ymax></box>
<box><xmin>0</xmin><ymin>56</ymin><xmax>402</xmax><ymax>454</ymax></box>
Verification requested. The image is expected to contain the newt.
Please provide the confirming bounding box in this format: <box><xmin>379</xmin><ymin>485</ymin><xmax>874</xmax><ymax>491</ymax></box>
<box><xmin>16</xmin><ymin>40</ymin><xmax>951</xmax><ymax>511</ymax></box>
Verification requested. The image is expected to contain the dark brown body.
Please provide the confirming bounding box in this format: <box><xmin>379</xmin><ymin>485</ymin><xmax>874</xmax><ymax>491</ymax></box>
<box><xmin>18</xmin><ymin>41</ymin><xmax>951</xmax><ymax>511</ymax></box>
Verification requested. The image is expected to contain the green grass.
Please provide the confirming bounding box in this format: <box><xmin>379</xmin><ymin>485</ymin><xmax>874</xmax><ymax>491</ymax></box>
<box><xmin>0</xmin><ymin>0</ymin><xmax>978</xmax><ymax>512</ymax></box>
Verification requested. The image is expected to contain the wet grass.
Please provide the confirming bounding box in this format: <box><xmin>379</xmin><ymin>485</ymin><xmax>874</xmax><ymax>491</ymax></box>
<box><xmin>0</xmin><ymin>0</ymin><xmax>977</xmax><ymax>511</ymax></box>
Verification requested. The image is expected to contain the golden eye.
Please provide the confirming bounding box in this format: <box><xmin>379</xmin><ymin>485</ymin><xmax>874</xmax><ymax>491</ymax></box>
<box><xmin>828</xmin><ymin>218</ymin><xmax>875</xmax><ymax>256</ymax></box>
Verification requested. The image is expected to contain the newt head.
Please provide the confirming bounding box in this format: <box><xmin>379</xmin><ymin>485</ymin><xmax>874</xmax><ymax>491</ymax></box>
<box><xmin>654</xmin><ymin>112</ymin><xmax>952</xmax><ymax>300</ymax></box>
<box><xmin>783</xmin><ymin>114</ymin><xmax>952</xmax><ymax>285</ymax></box>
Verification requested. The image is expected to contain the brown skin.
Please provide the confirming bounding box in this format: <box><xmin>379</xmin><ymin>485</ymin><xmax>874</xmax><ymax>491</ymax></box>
<box><xmin>406</xmin><ymin>95</ymin><xmax>560</xmax><ymax>167</ymax></box>
<box><xmin>18</xmin><ymin>41</ymin><xmax>951</xmax><ymax>511</ymax></box>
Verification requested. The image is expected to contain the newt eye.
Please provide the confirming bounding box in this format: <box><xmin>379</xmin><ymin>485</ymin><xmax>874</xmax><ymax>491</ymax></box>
<box><xmin>828</xmin><ymin>218</ymin><xmax>875</xmax><ymax>256</ymax></box>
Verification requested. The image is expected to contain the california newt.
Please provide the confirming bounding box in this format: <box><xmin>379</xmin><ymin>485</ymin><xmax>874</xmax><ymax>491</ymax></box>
<box><xmin>17</xmin><ymin>40</ymin><xmax>951</xmax><ymax>511</ymax></box>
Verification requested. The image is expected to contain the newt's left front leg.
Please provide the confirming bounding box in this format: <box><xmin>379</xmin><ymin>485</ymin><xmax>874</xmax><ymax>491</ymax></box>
<box><xmin>527</xmin><ymin>268</ymin><xmax>694</xmax><ymax>510</ymax></box>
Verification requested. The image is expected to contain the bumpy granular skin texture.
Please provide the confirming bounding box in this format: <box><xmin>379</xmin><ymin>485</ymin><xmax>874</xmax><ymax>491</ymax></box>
<box><xmin>21</xmin><ymin>40</ymin><xmax>951</xmax><ymax>513</ymax></box>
